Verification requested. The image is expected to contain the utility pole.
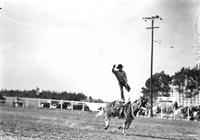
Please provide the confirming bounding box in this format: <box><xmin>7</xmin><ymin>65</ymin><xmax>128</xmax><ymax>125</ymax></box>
<box><xmin>143</xmin><ymin>15</ymin><xmax>162</xmax><ymax>117</ymax></box>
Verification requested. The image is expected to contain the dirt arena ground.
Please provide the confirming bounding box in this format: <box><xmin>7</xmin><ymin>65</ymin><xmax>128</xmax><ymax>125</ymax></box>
<box><xmin>0</xmin><ymin>106</ymin><xmax>200</xmax><ymax>140</ymax></box>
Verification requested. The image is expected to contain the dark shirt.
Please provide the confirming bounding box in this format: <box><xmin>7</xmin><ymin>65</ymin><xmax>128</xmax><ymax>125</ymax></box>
<box><xmin>112</xmin><ymin>68</ymin><xmax>127</xmax><ymax>84</ymax></box>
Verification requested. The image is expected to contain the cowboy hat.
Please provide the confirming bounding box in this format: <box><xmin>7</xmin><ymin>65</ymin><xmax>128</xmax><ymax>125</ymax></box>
<box><xmin>117</xmin><ymin>64</ymin><xmax>123</xmax><ymax>69</ymax></box>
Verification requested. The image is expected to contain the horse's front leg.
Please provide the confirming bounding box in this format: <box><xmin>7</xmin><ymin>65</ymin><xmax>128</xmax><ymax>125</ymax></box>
<box><xmin>104</xmin><ymin>116</ymin><xmax>110</xmax><ymax>130</ymax></box>
<box><xmin>118</xmin><ymin>122</ymin><xmax>126</xmax><ymax>134</ymax></box>
<box><xmin>122</xmin><ymin>124</ymin><xmax>125</xmax><ymax>135</ymax></box>
<box><xmin>119</xmin><ymin>123</ymin><xmax>126</xmax><ymax>135</ymax></box>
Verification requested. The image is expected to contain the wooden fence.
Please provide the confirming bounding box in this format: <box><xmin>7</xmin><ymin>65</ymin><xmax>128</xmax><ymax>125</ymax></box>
<box><xmin>2</xmin><ymin>96</ymin><xmax>106</xmax><ymax>112</ymax></box>
<box><xmin>1</xmin><ymin>97</ymin><xmax>196</xmax><ymax>121</ymax></box>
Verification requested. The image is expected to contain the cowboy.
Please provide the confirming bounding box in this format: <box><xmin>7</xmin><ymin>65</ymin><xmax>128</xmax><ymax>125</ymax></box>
<box><xmin>112</xmin><ymin>64</ymin><xmax>131</xmax><ymax>102</ymax></box>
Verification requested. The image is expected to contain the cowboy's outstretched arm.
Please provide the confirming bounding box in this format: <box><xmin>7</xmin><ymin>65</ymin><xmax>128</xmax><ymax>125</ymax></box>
<box><xmin>112</xmin><ymin>65</ymin><xmax>116</xmax><ymax>73</ymax></box>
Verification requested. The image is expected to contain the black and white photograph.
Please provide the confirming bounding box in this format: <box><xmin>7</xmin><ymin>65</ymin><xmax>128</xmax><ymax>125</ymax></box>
<box><xmin>0</xmin><ymin>0</ymin><xmax>200</xmax><ymax>139</ymax></box>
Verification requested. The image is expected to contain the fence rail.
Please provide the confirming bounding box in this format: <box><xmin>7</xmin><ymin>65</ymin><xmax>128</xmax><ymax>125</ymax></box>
<box><xmin>153</xmin><ymin>107</ymin><xmax>191</xmax><ymax>121</ymax></box>
<box><xmin>2</xmin><ymin>96</ymin><xmax>106</xmax><ymax>112</ymax></box>
<box><xmin>1</xmin><ymin>97</ymin><xmax>198</xmax><ymax>121</ymax></box>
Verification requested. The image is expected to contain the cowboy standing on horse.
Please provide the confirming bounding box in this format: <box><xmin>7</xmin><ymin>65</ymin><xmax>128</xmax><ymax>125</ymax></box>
<box><xmin>112</xmin><ymin>64</ymin><xmax>131</xmax><ymax>102</ymax></box>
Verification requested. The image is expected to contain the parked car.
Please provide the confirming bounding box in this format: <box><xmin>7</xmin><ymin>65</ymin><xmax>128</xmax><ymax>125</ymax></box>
<box><xmin>56</xmin><ymin>102</ymin><xmax>71</xmax><ymax>109</ymax></box>
<box><xmin>50</xmin><ymin>101</ymin><xmax>59</xmax><ymax>108</ymax></box>
<box><xmin>41</xmin><ymin>102</ymin><xmax>50</xmax><ymax>108</ymax></box>
<box><xmin>0</xmin><ymin>96</ymin><xmax>6</xmax><ymax>104</ymax></box>
<box><xmin>67</xmin><ymin>103</ymin><xmax>90</xmax><ymax>111</ymax></box>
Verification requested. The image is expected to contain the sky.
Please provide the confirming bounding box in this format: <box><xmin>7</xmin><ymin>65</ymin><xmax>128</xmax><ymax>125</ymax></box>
<box><xmin>0</xmin><ymin>0</ymin><xmax>200</xmax><ymax>102</ymax></box>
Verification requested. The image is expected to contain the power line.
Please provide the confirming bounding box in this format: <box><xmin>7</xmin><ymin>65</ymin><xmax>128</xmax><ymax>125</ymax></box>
<box><xmin>143</xmin><ymin>15</ymin><xmax>162</xmax><ymax>117</ymax></box>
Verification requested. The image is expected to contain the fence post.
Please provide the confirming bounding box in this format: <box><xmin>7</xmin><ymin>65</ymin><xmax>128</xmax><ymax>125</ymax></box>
<box><xmin>60</xmin><ymin>99</ymin><xmax>63</xmax><ymax>110</ymax></box>
<box><xmin>148</xmin><ymin>109</ymin><xmax>151</xmax><ymax>117</ymax></box>
<box><xmin>49</xmin><ymin>99</ymin><xmax>51</xmax><ymax>109</ymax></box>
<box><xmin>173</xmin><ymin>109</ymin><xmax>175</xmax><ymax>120</ymax></box>
<box><xmin>82</xmin><ymin>101</ymin><xmax>85</xmax><ymax>111</ymax></box>
<box><xmin>12</xmin><ymin>98</ymin><xmax>14</xmax><ymax>107</ymax></box>
<box><xmin>71</xmin><ymin>100</ymin><xmax>73</xmax><ymax>111</ymax></box>
<box><xmin>161</xmin><ymin>107</ymin><xmax>163</xmax><ymax>119</ymax></box>
<box><xmin>187</xmin><ymin>107</ymin><xmax>190</xmax><ymax>121</ymax></box>
<box><xmin>38</xmin><ymin>98</ymin><xmax>41</xmax><ymax>108</ymax></box>
<box><xmin>26</xmin><ymin>97</ymin><xmax>29</xmax><ymax>108</ymax></box>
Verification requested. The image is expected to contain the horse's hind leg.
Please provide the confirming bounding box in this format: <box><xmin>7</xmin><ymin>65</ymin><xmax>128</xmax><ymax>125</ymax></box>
<box><xmin>122</xmin><ymin>118</ymin><xmax>133</xmax><ymax>135</ymax></box>
<box><xmin>124</xmin><ymin>118</ymin><xmax>133</xmax><ymax>129</ymax></box>
<box><xmin>104</xmin><ymin>117</ymin><xmax>110</xmax><ymax>130</ymax></box>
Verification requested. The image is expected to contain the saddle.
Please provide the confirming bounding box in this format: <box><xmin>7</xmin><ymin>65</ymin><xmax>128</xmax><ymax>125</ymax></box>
<box><xmin>108</xmin><ymin>100</ymin><xmax>131</xmax><ymax>118</ymax></box>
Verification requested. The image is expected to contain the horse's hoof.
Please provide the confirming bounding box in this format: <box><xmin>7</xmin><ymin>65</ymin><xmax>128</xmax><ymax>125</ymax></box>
<box><xmin>104</xmin><ymin>126</ymin><xmax>109</xmax><ymax>130</ymax></box>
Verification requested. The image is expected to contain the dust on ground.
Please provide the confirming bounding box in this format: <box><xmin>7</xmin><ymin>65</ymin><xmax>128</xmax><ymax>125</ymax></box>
<box><xmin>0</xmin><ymin>106</ymin><xmax>200</xmax><ymax>140</ymax></box>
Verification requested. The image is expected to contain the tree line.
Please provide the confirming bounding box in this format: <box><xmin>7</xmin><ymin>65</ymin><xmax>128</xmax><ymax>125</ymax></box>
<box><xmin>141</xmin><ymin>66</ymin><xmax>200</xmax><ymax>100</ymax></box>
<box><xmin>0</xmin><ymin>89</ymin><xmax>104</xmax><ymax>103</ymax></box>
<box><xmin>1</xmin><ymin>66</ymin><xmax>199</xmax><ymax>103</ymax></box>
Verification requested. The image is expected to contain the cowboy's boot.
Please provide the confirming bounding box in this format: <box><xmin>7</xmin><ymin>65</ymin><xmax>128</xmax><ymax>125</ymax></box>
<box><xmin>125</xmin><ymin>83</ymin><xmax>131</xmax><ymax>92</ymax></box>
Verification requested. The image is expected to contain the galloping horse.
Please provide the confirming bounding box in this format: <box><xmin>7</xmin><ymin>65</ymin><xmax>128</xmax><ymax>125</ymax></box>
<box><xmin>96</xmin><ymin>96</ymin><xmax>150</xmax><ymax>134</ymax></box>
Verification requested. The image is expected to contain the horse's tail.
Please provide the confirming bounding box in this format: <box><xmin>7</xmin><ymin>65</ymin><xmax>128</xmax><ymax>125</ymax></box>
<box><xmin>96</xmin><ymin>107</ymin><xmax>105</xmax><ymax>118</ymax></box>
